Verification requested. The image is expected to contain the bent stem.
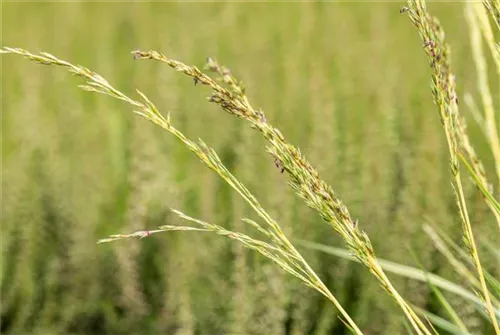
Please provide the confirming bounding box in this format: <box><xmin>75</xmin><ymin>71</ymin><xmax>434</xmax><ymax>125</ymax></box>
<box><xmin>131</xmin><ymin>51</ymin><xmax>433</xmax><ymax>335</ymax></box>
<box><xmin>0</xmin><ymin>47</ymin><xmax>363</xmax><ymax>335</ymax></box>
<box><xmin>405</xmin><ymin>0</ymin><xmax>500</xmax><ymax>332</ymax></box>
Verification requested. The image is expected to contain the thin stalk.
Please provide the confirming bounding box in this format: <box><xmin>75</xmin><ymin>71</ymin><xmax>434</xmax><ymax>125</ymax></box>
<box><xmin>405</xmin><ymin>1</ymin><xmax>500</xmax><ymax>332</ymax></box>
<box><xmin>0</xmin><ymin>47</ymin><xmax>363</xmax><ymax>335</ymax></box>
<box><xmin>130</xmin><ymin>50</ymin><xmax>434</xmax><ymax>335</ymax></box>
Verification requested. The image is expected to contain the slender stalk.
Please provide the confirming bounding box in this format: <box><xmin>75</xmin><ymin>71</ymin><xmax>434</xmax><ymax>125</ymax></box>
<box><xmin>405</xmin><ymin>1</ymin><xmax>500</xmax><ymax>332</ymax></box>
<box><xmin>0</xmin><ymin>47</ymin><xmax>363</xmax><ymax>335</ymax></box>
<box><xmin>467</xmin><ymin>2</ymin><xmax>500</xmax><ymax>190</ymax></box>
<box><xmin>130</xmin><ymin>50</ymin><xmax>433</xmax><ymax>334</ymax></box>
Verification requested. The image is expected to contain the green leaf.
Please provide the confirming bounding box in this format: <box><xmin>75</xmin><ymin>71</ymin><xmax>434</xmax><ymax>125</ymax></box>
<box><xmin>296</xmin><ymin>239</ymin><xmax>500</xmax><ymax>321</ymax></box>
<box><xmin>411</xmin><ymin>305</ymin><xmax>472</xmax><ymax>335</ymax></box>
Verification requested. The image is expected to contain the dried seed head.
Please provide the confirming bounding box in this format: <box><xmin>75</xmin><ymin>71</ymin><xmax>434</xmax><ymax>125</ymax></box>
<box><xmin>274</xmin><ymin>158</ymin><xmax>285</xmax><ymax>173</ymax></box>
<box><xmin>353</xmin><ymin>219</ymin><xmax>359</xmax><ymax>228</ymax></box>
<box><xmin>132</xmin><ymin>50</ymin><xmax>141</xmax><ymax>60</ymax></box>
<box><xmin>257</xmin><ymin>110</ymin><xmax>267</xmax><ymax>124</ymax></box>
<box><xmin>423</xmin><ymin>40</ymin><xmax>433</xmax><ymax>49</ymax></box>
<box><xmin>206</xmin><ymin>57</ymin><xmax>219</xmax><ymax>72</ymax></box>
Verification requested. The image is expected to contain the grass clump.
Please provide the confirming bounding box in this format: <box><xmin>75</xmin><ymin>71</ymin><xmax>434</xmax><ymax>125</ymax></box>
<box><xmin>1</xmin><ymin>0</ymin><xmax>499</xmax><ymax>334</ymax></box>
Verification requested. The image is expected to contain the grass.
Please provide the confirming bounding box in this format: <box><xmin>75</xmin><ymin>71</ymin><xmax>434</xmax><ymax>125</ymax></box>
<box><xmin>1</xmin><ymin>1</ymin><xmax>499</xmax><ymax>334</ymax></box>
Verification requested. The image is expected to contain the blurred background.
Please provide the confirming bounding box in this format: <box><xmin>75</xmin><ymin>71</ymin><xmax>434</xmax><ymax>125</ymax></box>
<box><xmin>1</xmin><ymin>2</ymin><xmax>498</xmax><ymax>334</ymax></box>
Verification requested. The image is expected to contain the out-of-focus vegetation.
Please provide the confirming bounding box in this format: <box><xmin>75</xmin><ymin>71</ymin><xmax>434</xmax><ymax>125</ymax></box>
<box><xmin>1</xmin><ymin>2</ymin><xmax>498</xmax><ymax>334</ymax></box>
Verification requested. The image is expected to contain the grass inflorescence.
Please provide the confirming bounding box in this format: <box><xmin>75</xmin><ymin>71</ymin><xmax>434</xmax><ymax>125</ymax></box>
<box><xmin>405</xmin><ymin>0</ymin><xmax>500</xmax><ymax>331</ymax></box>
<box><xmin>130</xmin><ymin>47</ymin><xmax>434</xmax><ymax>334</ymax></box>
<box><xmin>1</xmin><ymin>0</ymin><xmax>499</xmax><ymax>334</ymax></box>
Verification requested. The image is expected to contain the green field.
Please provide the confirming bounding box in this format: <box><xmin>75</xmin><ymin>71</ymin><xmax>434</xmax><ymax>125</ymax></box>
<box><xmin>2</xmin><ymin>2</ymin><xmax>499</xmax><ymax>334</ymax></box>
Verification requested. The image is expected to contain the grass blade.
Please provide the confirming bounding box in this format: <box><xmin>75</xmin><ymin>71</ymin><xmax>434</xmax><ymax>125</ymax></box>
<box><xmin>297</xmin><ymin>239</ymin><xmax>500</xmax><ymax>320</ymax></box>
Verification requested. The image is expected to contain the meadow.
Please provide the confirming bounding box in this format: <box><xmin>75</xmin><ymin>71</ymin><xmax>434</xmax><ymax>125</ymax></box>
<box><xmin>1</xmin><ymin>2</ymin><xmax>499</xmax><ymax>334</ymax></box>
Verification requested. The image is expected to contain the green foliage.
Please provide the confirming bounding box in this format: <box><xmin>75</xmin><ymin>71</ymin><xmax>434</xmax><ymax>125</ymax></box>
<box><xmin>1</xmin><ymin>1</ymin><xmax>499</xmax><ymax>334</ymax></box>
